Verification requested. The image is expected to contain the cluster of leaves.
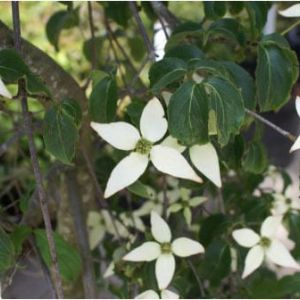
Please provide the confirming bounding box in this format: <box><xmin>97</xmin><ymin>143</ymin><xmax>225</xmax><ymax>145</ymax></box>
<box><xmin>1</xmin><ymin>1</ymin><xmax>300</xmax><ymax>299</ymax></box>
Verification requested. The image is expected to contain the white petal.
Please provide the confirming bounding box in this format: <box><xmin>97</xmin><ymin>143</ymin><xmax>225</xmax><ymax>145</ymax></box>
<box><xmin>155</xmin><ymin>254</ymin><xmax>176</xmax><ymax>289</ymax></box>
<box><xmin>232</xmin><ymin>229</ymin><xmax>260</xmax><ymax>248</ymax></box>
<box><xmin>151</xmin><ymin>211</ymin><xmax>172</xmax><ymax>243</ymax></box>
<box><xmin>292</xmin><ymin>198</ymin><xmax>300</xmax><ymax>210</ymax></box>
<box><xmin>123</xmin><ymin>241</ymin><xmax>161</xmax><ymax>262</ymax></box>
<box><xmin>183</xmin><ymin>207</ymin><xmax>192</xmax><ymax>226</ymax></box>
<box><xmin>290</xmin><ymin>135</ymin><xmax>300</xmax><ymax>152</ymax></box>
<box><xmin>89</xmin><ymin>226</ymin><xmax>106</xmax><ymax>250</ymax></box>
<box><xmin>260</xmin><ymin>216</ymin><xmax>282</xmax><ymax>238</ymax></box>
<box><xmin>279</xmin><ymin>4</ymin><xmax>300</xmax><ymax>17</ymax></box>
<box><xmin>91</xmin><ymin>121</ymin><xmax>140</xmax><ymax>151</ymax></box>
<box><xmin>189</xmin><ymin>196</ymin><xmax>207</xmax><ymax>207</ymax></box>
<box><xmin>189</xmin><ymin>143</ymin><xmax>222</xmax><ymax>187</ymax></box>
<box><xmin>104</xmin><ymin>153</ymin><xmax>149</xmax><ymax>198</ymax></box>
<box><xmin>172</xmin><ymin>237</ymin><xmax>204</xmax><ymax>257</ymax></box>
<box><xmin>0</xmin><ymin>78</ymin><xmax>12</xmax><ymax>99</ymax></box>
<box><xmin>242</xmin><ymin>245</ymin><xmax>264</xmax><ymax>279</ymax></box>
<box><xmin>161</xmin><ymin>91</ymin><xmax>173</xmax><ymax>107</ymax></box>
<box><xmin>135</xmin><ymin>290</ymin><xmax>160</xmax><ymax>299</ymax></box>
<box><xmin>103</xmin><ymin>262</ymin><xmax>115</xmax><ymax>278</ymax></box>
<box><xmin>151</xmin><ymin>145</ymin><xmax>202</xmax><ymax>183</ymax></box>
<box><xmin>161</xmin><ymin>136</ymin><xmax>186</xmax><ymax>153</ymax></box>
<box><xmin>140</xmin><ymin>98</ymin><xmax>168</xmax><ymax>142</ymax></box>
<box><xmin>296</xmin><ymin>96</ymin><xmax>300</xmax><ymax>118</ymax></box>
<box><xmin>266</xmin><ymin>240</ymin><xmax>300</xmax><ymax>269</ymax></box>
<box><xmin>161</xmin><ymin>289</ymin><xmax>179</xmax><ymax>299</ymax></box>
<box><xmin>87</xmin><ymin>211</ymin><xmax>102</xmax><ymax>227</ymax></box>
<box><xmin>167</xmin><ymin>203</ymin><xmax>183</xmax><ymax>215</ymax></box>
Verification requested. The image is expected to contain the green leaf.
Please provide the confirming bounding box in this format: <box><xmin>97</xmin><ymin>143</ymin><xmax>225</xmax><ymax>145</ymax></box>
<box><xmin>10</xmin><ymin>226</ymin><xmax>31</xmax><ymax>256</ymax></box>
<box><xmin>207</xmin><ymin>18</ymin><xmax>246</xmax><ymax>46</ymax></box>
<box><xmin>46</xmin><ymin>9</ymin><xmax>79</xmax><ymax>51</ymax></box>
<box><xmin>83</xmin><ymin>37</ymin><xmax>104</xmax><ymax>64</ymax></box>
<box><xmin>43</xmin><ymin>103</ymin><xmax>79</xmax><ymax>164</ymax></box>
<box><xmin>128</xmin><ymin>36</ymin><xmax>146</xmax><ymax>62</ymax></box>
<box><xmin>128</xmin><ymin>181</ymin><xmax>153</xmax><ymax>199</ymax></box>
<box><xmin>288</xmin><ymin>214</ymin><xmax>300</xmax><ymax>259</ymax></box>
<box><xmin>60</xmin><ymin>98</ymin><xmax>82</xmax><ymax>127</ymax></box>
<box><xmin>0</xmin><ymin>49</ymin><xmax>50</xmax><ymax>96</ymax></box>
<box><xmin>125</xmin><ymin>100</ymin><xmax>145</xmax><ymax>127</ymax></box>
<box><xmin>221</xmin><ymin>61</ymin><xmax>256</xmax><ymax>110</ymax></box>
<box><xmin>89</xmin><ymin>76</ymin><xmax>118</xmax><ymax>123</ymax></box>
<box><xmin>188</xmin><ymin>58</ymin><xmax>229</xmax><ymax>78</ymax></box>
<box><xmin>203</xmin><ymin>1</ymin><xmax>226</xmax><ymax>19</ymax></box>
<box><xmin>245</xmin><ymin>2</ymin><xmax>271</xmax><ymax>38</ymax></box>
<box><xmin>0</xmin><ymin>227</ymin><xmax>15</xmax><ymax>272</ymax></box>
<box><xmin>165</xmin><ymin>44</ymin><xmax>204</xmax><ymax>62</ymax></box>
<box><xmin>199</xmin><ymin>214</ymin><xmax>228</xmax><ymax>246</ymax></box>
<box><xmin>199</xmin><ymin>239</ymin><xmax>231</xmax><ymax>286</ymax></box>
<box><xmin>34</xmin><ymin>229</ymin><xmax>82</xmax><ymax>282</ymax></box>
<box><xmin>204</xmin><ymin>76</ymin><xmax>245</xmax><ymax>145</ymax></box>
<box><xmin>104</xmin><ymin>2</ymin><xmax>131</xmax><ymax>27</ymax></box>
<box><xmin>256</xmin><ymin>34</ymin><xmax>299</xmax><ymax>112</ymax></box>
<box><xmin>168</xmin><ymin>80</ymin><xmax>209</xmax><ymax>146</ymax></box>
<box><xmin>165</xmin><ymin>23</ymin><xmax>203</xmax><ymax>52</ymax></box>
<box><xmin>242</xmin><ymin>141</ymin><xmax>267</xmax><ymax>174</ymax></box>
<box><xmin>149</xmin><ymin>58</ymin><xmax>187</xmax><ymax>94</ymax></box>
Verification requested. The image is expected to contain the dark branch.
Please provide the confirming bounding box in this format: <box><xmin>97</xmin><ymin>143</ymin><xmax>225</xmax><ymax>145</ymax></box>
<box><xmin>11</xmin><ymin>2</ymin><xmax>64</xmax><ymax>298</ymax></box>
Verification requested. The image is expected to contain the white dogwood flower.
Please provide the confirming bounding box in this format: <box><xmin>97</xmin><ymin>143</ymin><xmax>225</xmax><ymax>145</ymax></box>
<box><xmin>271</xmin><ymin>193</ymin><xmax>300</xmax><ymax>216</ymax></box>
<box><xmin>279</xmin><ymin>4</ymin><xmax>300</xmax><ymax>17</ymax></box>
<box><xmin>135</xmin><ymin>289</ymin><xmax>179</xmax><ymax>299</ymax></box>
<box><xmin>87</xmin><ymin>210</ymin><xmax>131</xmax><ymax>250</ymax></box>
<box><xmin>290</xmin><ymin>97</ymin><xmax>300</xmax><ymax>152</ymax></box>
<box><xmin>232</xmin><ymin>216</ymin><xmax>300</xmax><ymax>279</ymax></box>
<box><xmin>0</xmin><ymin>78</ymin><xmax>12</xmax><ymax>99</ymax></box>
<box><xmin>162</xmin><ymin>136</ymin><xmax>222</xmax><ymax>187</ymax></box>
<box><xmin>91</xmin><ymin>98</ymin><xmax>202</xmax><ymax>198</ymax></box>
<box><xmin>167</xmin><ymin>188</ymin><xmax>207</xmax><ymax>226</ymax></box>
<box><xmin>123</xmin><ymin>211</ymin><xmax>204</xmax><ymax>289</ymax></box>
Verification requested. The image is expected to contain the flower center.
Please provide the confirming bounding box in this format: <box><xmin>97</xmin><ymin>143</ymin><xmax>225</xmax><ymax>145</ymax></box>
<box><xmin>135</xmin><ymin>138</ymin><xmax>152</xmax><ymax>155</ymax></box>
<box><xmin>161</xmin><ymin>242</ymin><xmax>172</xmax><ymax>254</ymax></box>
<box><xmin>285</xmin><ymin>198</ymin><xmax>292</xmax><ymax>205</ymax></box>
<box><xmin>260</xmin><ymin>236</ymin><xmax>271</xmax><ymax>248</ymax></box>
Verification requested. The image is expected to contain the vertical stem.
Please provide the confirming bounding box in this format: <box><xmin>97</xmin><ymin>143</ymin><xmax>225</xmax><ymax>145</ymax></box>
<box><xmin>87</xmin><ymin>1</ymin><xmax>97</xmax><ymax>70</ymax></box>
<box><xmin>11</xmin><ymin>2</ymin><xmax>64</xmax><ymax>298</ymax></box>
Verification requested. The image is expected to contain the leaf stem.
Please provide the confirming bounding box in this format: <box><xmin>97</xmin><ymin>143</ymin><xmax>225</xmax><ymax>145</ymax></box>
<box><xmin>245</xmin><ymin>108</ymin><xmax>296</xmax><ymax>142</ymax></box>
<box><xmin>11</xmin><ymin>2</ymin><xmax>64</xmax><ymax>298</ymax></box>
<box><xmin>280</xmin><ymin>19</ymin><xmax>300</xmax><ymax>36</ymax></box>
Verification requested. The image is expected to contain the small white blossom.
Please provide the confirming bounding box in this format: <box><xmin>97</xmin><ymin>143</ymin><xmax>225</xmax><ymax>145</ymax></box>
<box><xmin>123</xmin><ymin>211</ymin><xmax>204</xmax><ymax>289</ymax></box>
<box><xmin>290</xmin><ymin>97</ymin><xmax>300</xmax><ymax>152</ymax></box>
<box><xmin>279</xmin><ymin>4</ymin><xmax>300</xmax><ymax>17</ymax></box>
<box><xmin>232</xmin><ymin>216</ymin><xmax>300</xmax><ymax>278</ymax></box>
<box><xmin>271</xmin><ymin>193</ymin><xmax>300</xmax><ymax>216</ymax></box>
<box><xmin>135</xmin><ymin>289</ymin><xmax>179</xmax><ymax>299</ymax></box>
<box><xmin>0</xmin><ymin>78</ymin><xmax>12</xmax><ymax>99</ymax></box>
<box><xmin>162</xmin><ymin>136</ymin><xmax>222</xmax><ymax>188</ymax></box>
<box><xmin>120</xmin><ymin>211</ymin><xmax>146</xmax><ymax>232</ymax></box>
<box><xmin>87</xmin><ymin>210</ymin><xmax>131</xmax><ymax>250</ymax></box>
<box><xmin>91</xmin><ymin>98</ymin><xmax>202</xmax><ymax>198</ymax></box>
<box><xmin>167</xmin><ymin>188</ymin><xmax>207</xmax><ymax>226</ymax></box>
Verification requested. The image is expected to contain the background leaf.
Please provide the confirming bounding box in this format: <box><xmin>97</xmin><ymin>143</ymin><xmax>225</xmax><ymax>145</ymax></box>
<box><xmin>34</xmin><ymin>229</ymin><xmax>82</xmax><ymax>282</ymax></box>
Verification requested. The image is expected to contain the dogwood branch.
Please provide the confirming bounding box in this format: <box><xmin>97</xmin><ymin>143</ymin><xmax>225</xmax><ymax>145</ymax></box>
<box><xmin>11</xmin><ymin>2</ymin><xmax>64</xmax><ymax>298</ymax></box>
<box><xmin>246</xmin><ymin>109</ymin><xmax>296</xmax><ymax>142</ymax></box>
<box><xmin>129</xmin><ymin>1</ymin><xmax>156</xmax><ymax>61</ymax></box>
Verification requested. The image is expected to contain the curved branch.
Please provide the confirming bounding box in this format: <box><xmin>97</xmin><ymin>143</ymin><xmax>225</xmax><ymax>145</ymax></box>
<box><xmin>0</xmin><ymin>20</ymin><xmax>86</xmax><ymax>105</ymax></box>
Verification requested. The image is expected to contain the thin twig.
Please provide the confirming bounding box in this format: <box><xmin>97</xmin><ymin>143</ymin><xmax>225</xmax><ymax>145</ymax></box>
<box><xmin>11</xmin><ymin>2</ymin><xmax>64</xmax><ymax>298</ymax></box>
<box><xmin>245</xmin><ymin>108</ymin><xmax>296</xmax><ymax>142</ymax></box>
<box><xmin>129</xmin><ymin>2</ymin><xmax>156</xmax><ymax>61</ymax></box>
<box><xmin>187</xmin><ymin>258</ymin><xmax>206</xmax><ymax>298</ymax></box>
<box><xmin>157</xmin><ymin>15</ymin><xmax>169</xmax><ymax>40</ymax></box>
<box><xmin>281</xmin><ymin>19</ymin><xmax>300</xmax><ymax>36</ymax></box>
<box><xmin>87</xmin><ymin>2</ymin><xmax>97</xmax><ymax>70</ymax></box>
